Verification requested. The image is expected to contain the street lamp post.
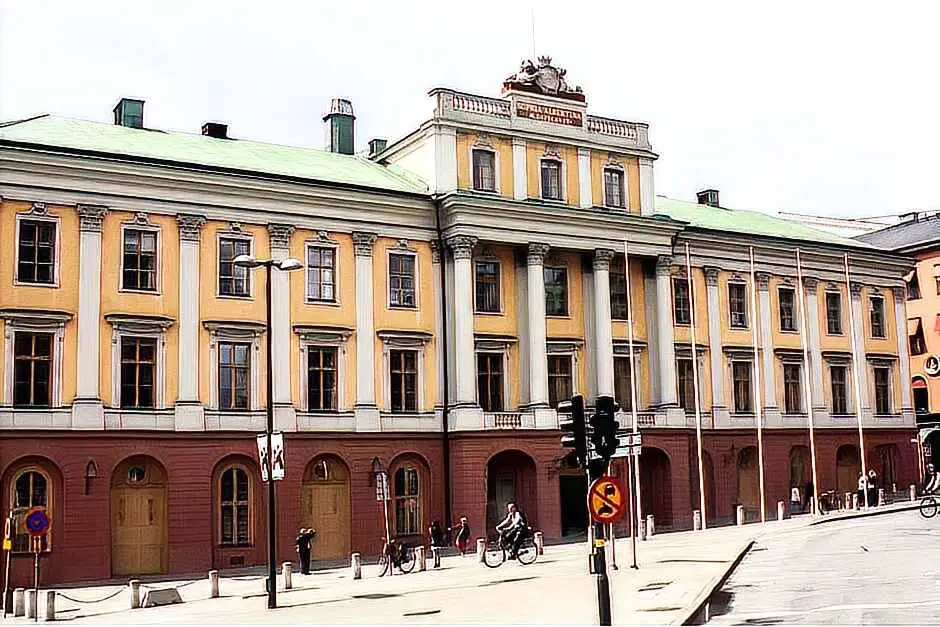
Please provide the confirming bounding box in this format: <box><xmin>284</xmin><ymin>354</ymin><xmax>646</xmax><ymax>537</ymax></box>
<box><xmin>234</xmin><ymin>254</ymin><xmax>302</xmax><ymax>610</ymax></box>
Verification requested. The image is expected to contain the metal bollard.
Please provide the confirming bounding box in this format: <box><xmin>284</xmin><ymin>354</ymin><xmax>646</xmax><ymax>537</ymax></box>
<box><xmin>877</xmin><ymin>488</ymin><xmax>885</xmax><ymax>507</ymax></box>
<box><xmin>476</xmin><ymin>538</ymin><xmax>486</xmax><ymax>563</ymax></box>
<box><xmin>26</xmin><ymin>590</ymin><xmax>37</xmax><ymax>619</ymax></box>
<box><xmin>45</xmin><ymin>591</ymin><xmax>55</xmax><ymax>622</ymax></box>
<box><xmin>415</xmin><ymin>546</ymin><xmax>427</xmax><ymax>572</ymax></box>
<box><xmin>350</xmin><ymin>553</ymin><xmax>362</xmax><ymax>580</ymax></box>
<box><xmin>209</xmin><ymin>570</ymin><xmax>219</xmax><ymax>598</ymax></box>
<box><xmin>282</xmin><ymin>562</ymin><xmax>292</xmax><ymax>590</ymax></box>
<box><xmin>431</xmin><ymin>546</ymin><xmax>441</xmax><ymax>568</ymax></box>
<box><xmin>13</xmin><ymin>588</ymin><xmax>25</xmax><ymax>617</ymax></box>
<box><xmin>693</xmin><ymin>509</ymin><xmax>702</xmax><ymax>530</ymax></box>
<box><xmin>534</xmin><ymin>531</ymin><xmax>544</xmax><ymax>555</ymax></box>
<box><xmin>129</xmin><ymin>580</ymin><xmax>141</xmax><ymax>610</ymax></box>
<box><xmin>910</xmin><ymin>484</ymin><xmax>917</xmax><ymax>502</ymax></box>
<box><xmin>646</xmin><ymin>514</ymin><xmax>655</xmax><ymax>538</ymax></box>
<box><xmin>736</xmin><ymin>505</ymin><xmax>745</xmax><ymax>526</ymax></box>
<box><xmin>777</xmin><ymin>500</ymin><xmax>786</xmax><ymax>521</ymax></box>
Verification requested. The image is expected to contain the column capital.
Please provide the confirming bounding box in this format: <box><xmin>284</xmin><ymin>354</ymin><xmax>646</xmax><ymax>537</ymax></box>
<box><xmin>803</xmin><ymin>277</ymin><xmax>819</xmax><ymax>294</ymax></box>
<box><xmin>76</xmin><ymin>204</ymin><xmax>108</xmax><ymax>232</ymax></box>
<box><xmin>177</xmin><ymin>214</ymin><xmax>206</xmax><ymax>241</ymax></box>
<box><xmin>527</xmin><ymin>243</ymin><xmax>551</xmax><ymax>265</ymax></box>
<box><xmin>446</xmin><ymin>235</ymin><xmax>478</xmax><ymax>261</ymax></box>
<box><xmin>755</xmin><ymin>271</ymin><xmax>771</xmax><ymax>291</ymax></box>
<box><xmin>430</xmin><ymin>240</ymin><xmax>441</xmax><ymax>264</ymax></box>
<box><xmin>593</xmin><ymin>248</ymin><xmax>616</xmax><ymax>271</ymax></box>
<box><xmin>704</xmin><ymin>266</ymin><xmax>721</xmax><ymax>286</ymax></box>
<box><xmin>655</xmin><ymin>255</ymin><xmax>673</xmax><ymax>277</ymax></box>
<box><xmin>850</xmin><ymin>281</ymin><xmax>864</xmax><ymax>298</ymax></box>
<box><xmin>267</xmin><ymin>223</ymin><xmax>295</xmax><ymax>249</ymax></box>
<box><xmin>352</xmin><ymin>232</ymin><xmax>377</xmax><ymax>257</ymax></box>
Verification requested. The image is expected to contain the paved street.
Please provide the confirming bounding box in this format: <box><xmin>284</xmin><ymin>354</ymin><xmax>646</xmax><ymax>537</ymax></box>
<box><xmin>709</xmin><ymin>509</ymin><xmax>940</xmax><ymax>625</ymax></box>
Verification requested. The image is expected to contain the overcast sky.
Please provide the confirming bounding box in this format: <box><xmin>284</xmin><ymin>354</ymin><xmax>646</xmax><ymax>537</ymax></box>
<box><xmin>2</xmin><ymin>1</ymin><xmax>938</xmax><ymax>218</ymax></box>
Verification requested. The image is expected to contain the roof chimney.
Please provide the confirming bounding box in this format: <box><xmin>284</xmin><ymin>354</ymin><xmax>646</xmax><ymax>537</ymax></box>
<box><xmin>323</xmin><ymin>98</ymin><xmax>355</xmax><ymax>155</ymax></box>
<box><xmin>113</xmin><ymin>98</ymin><xmax>144</xmax><ymax>129</ymax></box>
<box><xmin>368</xmin><ymin>138</ymin><xmax>388</xmax><ymax>158</ymax></box>
<box><xmin>696</xmin><ymin>189</ymin><xmax>720</xmax><ymax>208</ymax></box>
<box><xmin>201</xmin><ymin>122</ymin><xmax>229</xmax><ymax>139</ymax></box>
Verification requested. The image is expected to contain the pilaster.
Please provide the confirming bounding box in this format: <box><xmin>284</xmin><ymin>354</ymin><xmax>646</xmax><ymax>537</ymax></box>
<box><xmin>593</xmin><ymin>249</ymin><xmax>615</xmax><ymax>397</ymax></box>
<box><xmin>72</xmin><ymin>204</ymin><xmax>108</xmax><ymax>429</ymax></box>
<box><xmin>704</xmin><ymin>266</ymin><xmax>728</xmax><ymax>422</ymax></box>
<box><xmin>268</xmin><ymin>223</ymin><xmax>296</xmax><ymax>432</ymax></box>
<box><xmin>655</xmin><ymin>255</ymin><xmax>677</xmax><ymax>406</ymax></box>
<box><xmin>353</xmin><ymin>232</ymin><xmax>380</xmax><ymax>431</ymax></box>
<box><xmin>512</xmin><ymin>138</ymin><xmax>528</xmax><ymax>201</ymax></box>
<box><xmin>755</xmin><ymin>272</ymin><xmax>779</xmax><ymax>420</ymax></box>
<box><xmin>175</xmin><ymin>213</ymin><xmax>206</xmax><ymax>430</ymax></box>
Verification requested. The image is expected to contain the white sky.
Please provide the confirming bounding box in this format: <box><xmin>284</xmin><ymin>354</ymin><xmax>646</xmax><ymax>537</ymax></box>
<box><xmin>1</xmin><ymin>0</ymin><xmax>938</xmax><ymax>218</ymax></box>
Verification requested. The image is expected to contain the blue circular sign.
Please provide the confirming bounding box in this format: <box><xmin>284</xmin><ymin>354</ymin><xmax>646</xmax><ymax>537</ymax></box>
<box><xmin>25</xmin><ymin>508</ymin><xmax>50</xmax><ymax>537</ymax></box>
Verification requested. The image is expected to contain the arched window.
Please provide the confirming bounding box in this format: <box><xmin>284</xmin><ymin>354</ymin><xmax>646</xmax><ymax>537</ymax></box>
<box><xmin>393</xmin><ymin>464</ymin><xmax>421</xmax><ymax>536</ymax></box>
<box><xmin>11</xmin><ymin>468</ymin><xmax>50</xmax><ymax>553</ymax></box>
<box><xmin>219</xmin><ymin>466</ymin><xmax>251</xmax><ymax>547</ymax></box>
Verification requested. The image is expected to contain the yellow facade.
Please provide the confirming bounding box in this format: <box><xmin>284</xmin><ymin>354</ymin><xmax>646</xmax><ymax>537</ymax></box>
<box><xmin>589</xmin><ymin>152</ymin><xmax>641</xmax><ymax>213</ymax></box>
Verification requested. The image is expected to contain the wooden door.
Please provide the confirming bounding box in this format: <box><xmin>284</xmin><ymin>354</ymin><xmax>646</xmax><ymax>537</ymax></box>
<box><xmin>737</xmin><ymin>448</ymin><xmax>760</xmax><ymax>516</ymax></box>
<box><xmin>112</xmin><ymin>487</ymin><xmax>166</xmax><ymax>575</ymax></box>
<box><xmin>301</xmin><ymin>482</ymin><xmax>350</xmax><ymax>560</ymax></box>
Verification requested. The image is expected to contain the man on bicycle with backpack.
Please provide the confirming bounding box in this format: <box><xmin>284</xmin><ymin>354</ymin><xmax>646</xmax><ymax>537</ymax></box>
<box><xmin>495</xmin><ymin>502</ymin><xmax>527</xmax><ymax>559</ymax></box>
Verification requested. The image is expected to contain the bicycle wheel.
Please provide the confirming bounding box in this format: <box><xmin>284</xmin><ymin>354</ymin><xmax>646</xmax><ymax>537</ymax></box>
<box><xmin>482</xmin><ymin>540</ymin><xmax>506</xmax><ymax>568</ymax></box>
<box><xmin>516</xmin><ymin>539</ymin><xmax>538</xmax><ymax>565</ymax></box>
<box><xmin>920</xmin><ymin>496</ymin><xmax>938</xmax><ymax>519</ymax></box>
<box><xmin>399</xmin><ymin>547</ymin><xmax>417</xmax><ymax>573</ymax></box>
<box><xmin>377</xmin><ymin>554</ymin><xmax>390</xmax><ymax>576</ymax></box>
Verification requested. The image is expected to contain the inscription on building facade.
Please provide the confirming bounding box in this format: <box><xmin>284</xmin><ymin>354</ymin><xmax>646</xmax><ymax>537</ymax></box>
<box><xmin>515</xmin><ymin>102</ymin><xmax>583</xmax><ymax>127</ymax></box>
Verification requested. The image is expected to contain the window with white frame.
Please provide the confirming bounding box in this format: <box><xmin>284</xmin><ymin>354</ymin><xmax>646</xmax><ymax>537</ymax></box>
<box><xmin>379</xmin><ymin>331</ymin><xmax>429</xmax><ymax>414</ymax></box>
<box><xmin>476</xmin><ymin>352</ymin><xmax>504</xmax><ymax>412</ymax></box>
<box><xmin>540</xmin><ymin>159</ymin><xmax>563</xmax><ymax>200</ymax></box>
<box><xmin>306</xmin><ymin>245</ymin><xmax>337</xmax><ymax>303</ymax></box>
<box><xmin>218</xmin><ymin>237</ymin><xmax>251</xmax><ymax>297</ymax></box>
<box><xmin>296</xmin><ymin>327</ymin><xmax>350</xmax><ymax>413</ymax></box>
<box><xmin>206</xmin><ymin>322</ymin><xmax>263</xmax><ymax>411</ymax></box>
<box><xmin>732</xmin><ymin>360</ymin><xmax>752</xmax><ymax>413</ymax></box>
<box><xmin>389</xmin><ymin>252</ymin><xmax>417</xmax><ymax>308</ymax></box>
<box><xmin>121</xmin><ymin>228</ymin><xmax>159</xmax><ymax>292</ymax></box>
<box><xmin>120</xmin><ymin>337</ymin><xmax>156</xmax><ymax>408</ymax></box>
<box><xmin>472</xmin><ymin>149</ymin><xmax>497</xmax><ymax>192</ymax></box>
<box><xmin>869</xmin><ymin>296</ymin><xmax>886</xmax><ymax>338</ymax></box>
<box><xmin>783</xmin><ymin>362</ymin><xmax>802</xmax><ymax>414</ymax></box>
<box><xmin>3</xmin><ymin>311</ymin><xmax>69</xmax><ymax>409</ymax></box>
<box><xmin>729</xmin><ymin>282</ymin><xmax>748</xmax><ymax>329</ymax></box>
<box><xmin>830</xmin><ymin>363</ymin><xmax>849</xmax><ymax>414</ymax></box>
<box><xmin>873</xmin><ymin>365</ymin><xmax>891</xmax><ymax>414</ymax></box>
<box><xmin>544</xmin><ymin>266</ymin><xmax>569</xmax><ymax>316</ymax></box>
<box><xmin>603</xmin><ymin>168</ymin><xmax>625</xmax><ymax>208</ymax></box>
<box><xmin>10</xmin><ymin>466</ymin><xmax>52</xmax><ymax>553</ymax></box>
<box><xmin>548</xmin><ymin>355</ymin><xmax>573</xmax><ymax>408</ymax></box>
<box><xmin>106</xmin><ymin>314</ymin><xmax>170</xmax><ymax>411</ymax></box>
<box><xmin>474</xmin><ymin>261</ymin><xmax>501</xmax><ymax>313</ymax></box>
<box><xmin>16</xmin><ymin>217</ymin><xmax>58</xmax><ymax>285</ymax></box>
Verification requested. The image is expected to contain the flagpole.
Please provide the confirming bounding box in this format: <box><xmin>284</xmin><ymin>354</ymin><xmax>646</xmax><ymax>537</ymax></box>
<box><xmin>795</xmin><ymin>250</ymin><xmax>821</xmax><ymax>516</ymax></box>
<box><xmin>844</xmin><ymin>253</ymin><xmax>869</xmax><ymax>508</ymax></box>
<box><xmin>685</xmin><ymin>244</ymin><xmax>708</xmax><ymax>529</ymax></box>
<box><xmin>749</xmin><ymin>246</ymin><xmax>767</xmax><ymax>524</ymax></box>
<box><xmin>623</xmin><ymin>240</ymin><xmax>643</xmax><ymax>540</ymax></box>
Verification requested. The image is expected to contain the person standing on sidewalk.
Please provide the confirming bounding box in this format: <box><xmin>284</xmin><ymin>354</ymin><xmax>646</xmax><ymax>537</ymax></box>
<box><xmin>450</xmin><ymin>516</ymin><xmax>472</xmax><ymax>556</ymax></box>
<box><xmin>295</xmin><ymin>528</ymin><xmax>316</xmax><ymax>575</ymax></box>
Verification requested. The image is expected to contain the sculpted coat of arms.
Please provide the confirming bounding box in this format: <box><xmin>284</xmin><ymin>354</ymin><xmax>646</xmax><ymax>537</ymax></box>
<box><xmin>504</xmin><ymin>56</ymin><xmax>584</xmax><ymax>100</ymax></box>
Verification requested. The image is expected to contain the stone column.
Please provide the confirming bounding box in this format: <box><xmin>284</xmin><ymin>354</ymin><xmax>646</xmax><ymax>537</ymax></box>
<box><xmin>527</xmin><ymin>243</ymin><xmax>551</xmax><ymax>409</ymax></box>
<box><xmin>850</xmin><ymin>282</ymin><xmax>870</xmax><ymax>416</ymax></box>
<box><xmin>756</xmin><ymin>272</ymin><xmax>779</xmax><ymax>421</ymax></box>
<box><xmin>447</xmin><ymin>235</ymin><xmax>478</xmax><ymax>405</ymax></box>
<box><xmin>655</xmin><ymin>256</ymin><xmax>678</xmax><ymax>406</ymax></box>
<box><xmin>803</xmin><ymin>278</ymin><xmax>825</xmax><ymax>413</ymax></box>
<box><xmin>175</xmin><ymin>214</ymin><xmax>206</xmax><ymax>430</ymax></box>
<box><xmin>268</xmin><ymin>224</ymin><xmax>296</xmax><ymax>431</ymax></box>
<box><xmin>593</xmin><ymin>249</ymin><xmax>615</xmax><ymax>397</ymax></box>
<box><xmin>644</xmin><ymin>269</ymin><xmax>661</xmax><ymax>405</ymax></box>
<box><xmin>431</xmin><ymin>242</ymin><xmax>444</xmax><ymax>411</ymax></box>
<box><xmin>892</xmin><ymin>285</ymin><xmax>914</xmax><ymax>420</ymax></box>
<box><xmin>705</xmin><ymin>267</ymin><xmax>727</xmax><ymax>420</ymax></box>
<box><xmin>353</xmin><ymin>232</ymin><xmax>380</xmax><ymax>431</ymax></box>
<box><xmin>72</xmin><ymin>204</ymin><xmax>108</xmax><ymax>429</ymax></box>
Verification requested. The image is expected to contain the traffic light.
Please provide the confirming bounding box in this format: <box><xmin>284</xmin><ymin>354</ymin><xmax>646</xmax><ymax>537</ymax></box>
<box><xmin>590</xmin><ymin>395</ymin><xmax>619</xmax><ymax>460</ymax></box>
<box><xmin>558</xmin><ymin>394</ymin><xmax>588</xmax><ymax>468</ymax></box>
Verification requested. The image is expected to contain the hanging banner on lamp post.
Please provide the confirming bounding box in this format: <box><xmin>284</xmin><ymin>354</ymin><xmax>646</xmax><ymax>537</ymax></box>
<box><xmin>257</xmin><ymin>433</ymin><xmax>286</xmax><ymax>482</ymax></box>
<box><xmin>256</xmin><ymin>434</ymin><xmax>270</xmax><ymax>482</ymax></box>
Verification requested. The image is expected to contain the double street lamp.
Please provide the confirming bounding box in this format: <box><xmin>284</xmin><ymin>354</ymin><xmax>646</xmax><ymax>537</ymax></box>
<box><xmin>233</xmin><ymin>254</ymin><xmax>302</xmax><ymax>609</ymax></box>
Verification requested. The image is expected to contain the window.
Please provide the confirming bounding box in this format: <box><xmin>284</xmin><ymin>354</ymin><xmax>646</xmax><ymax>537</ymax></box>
<box><xmin>869</xmin><ymin>296</ymin><xmax>885</xmax><ymax>338</ymax></box>
<box><xmin>476</xmin><ymin>353</ymin><xmax>504</xmax><ymax>412</ymax></box>
<box><xmin>472</xmin><ymin>149</ymin><xmax>496</xmax><ymax>192</ymax></box>
<box><xmin>219</xmin><ymin>466</ymin><xmax>250</xmax><ymax>546</ymax></box>
<box><xmin>390</xmin><ymin>349</ymin><xmax>418</xmax><ymax>413</ymax></box>
<box><xmin>911</xmin><ymin>318</ymin><xmax>927</xmax><ymax>355</ymax></box>
<box><xmin>540</xmin><ymin>159</ymin><xmax>562</xmax><ymax>200</ymax></box>
<box><xmin>219</xmin><ymin>238</ymin><xmax>250</xmax><ymax>297</ymax></box>
<box><xmin>614</xmin><ymin>356</ymin><xmax>633</xmax><ymax>412</ymax></box>
<box><xmin>17</xmin><ymin>220</ymin><xmax>56</xmax><ymax>284</ymax></box>
<box><xmin>122</xmin><ymin>229</ymin><xmax>157</xmax><ymax>291</ymax></box>
<box><xmin>394</xmin><ymin>465</ymin><xmax>421</xmax><ymax>535</ymax></box>
<box><xmin>306</xmin><ymin>246</ymin><xmax>336</xmax><ymax>303</ymax></box>
<box><xmin>729</xmin><ymin>283</ymin><xmax>748</xmax><ymax>328</ymax></box>
<box><xmin>389</xmin><ymin>253</ymin><xmax>416</xmax><ymax>308</ymax></box>
<box><xmin>677</xmin><ymin>358</ymin><xmax>696</xmax><ymax>411</ymax></box>
<box><xmin>908</xmin><ymin>272</ymin><xmax>921</xmax><ymax>300</ymax></box>
<box><xmin>732</xmin><ymin>361</ymin><xmax>752</xmax><ymax>413</ymax></box>
<box><xmin>826</xmin><ymin>292</ymin><xmax>842</xmax><ymax>334</ymax></box>
<box><xmin>544</xmin><ymin>266</ymin><xmax>569</xmax><ymax>316</ymax></box>
<box><xmin>610</xmin><ymin>260</ymin><xmax>628</xmax><ymax>320</ymax></box>
<box><xmin>778</xmin><ymin>287</ymin><xmax>796</xmax><ymax>332</ymax></box>
<box><xmin>11</xmin><ymin>469</ymin><xmax>50</xmax><ymax>553</ymax></box>
<box><xmin>307</xmin><ymin>347</ymin><xmax>338</xmax><ymax>411</ymax></box>
<box><xmin>874</xmin><ymin>366</ymin><xmax>891</xmax><ymax>415</ymax></box>
<box><xmin>603</xmin><ymin>168</ymin><xmax>625</xmax><ymax>208</ymax></box>
<box><xmin>13</xmin><ymin>332</ymin><xmax>52</xmax><ymax>407</ymax></box>
<box><xmin>120</xmin><ymin>337</ymin><xmax>156</xmax><ymax>409</ymax></box>
<box><xmin>219</xmin><ymin>342</ymin><xmax>250</xmax><ymax>410</ymax></box>
<box><xmin>830</xmin><ymin>365</ymin><xmax>848</xmax><ymax>414</ymax></box>
<box><xmin>673</xmin><ymin>278</ymin><xmax>691</xmax><ymax>325</ymax></box>
<box><xmin>548</xmin><ymin>355</ymin><xmax>573</xmax><ymax>408</ymax></box>
<box><xmin>475</xmin><ymin>261</ymin><xmax>500</xmax><ymax>313</ymax></box>
<box><xmin>784</xmin><ymin>363</ymin><xmax>802</xmax><ymax>414</ymax></box>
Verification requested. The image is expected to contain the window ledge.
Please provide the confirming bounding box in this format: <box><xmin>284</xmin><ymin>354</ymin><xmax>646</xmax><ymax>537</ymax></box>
<box><xmin>473</xmin><ymin>310</ymin><xmax>504</xmax><ymax>316</ymax></box>
<box><xmin>119</xmin><ymin>288</ymin><xmax>162</xmax><ymax>296</ymax></box>
<box><xmin>13</xmin><ymin>280</ymin><xmax>59</xmax><ymax>289</ymax></box>
<box><xmin>305</xmin><ymin>299</ymin><xmax>341</xmax><ymax>308</ymax></box>
<box><xmin>216</xmin><ymin>294</ymin><xmax>254</xmax><ymax>301</ymax></box>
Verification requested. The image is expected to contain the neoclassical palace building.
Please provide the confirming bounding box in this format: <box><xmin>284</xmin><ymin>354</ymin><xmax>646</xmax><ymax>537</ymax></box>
<box><xmin>0</xmin><ymin>58</ymin><xmax>916</xmax><ymax>584</ymax></box>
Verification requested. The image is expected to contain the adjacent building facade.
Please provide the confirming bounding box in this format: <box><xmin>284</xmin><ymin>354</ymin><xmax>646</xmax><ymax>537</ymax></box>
<box><xmin>0</xmin><ymin>58</ymin><xmax>917</xmax><ymax>585</ymax></box>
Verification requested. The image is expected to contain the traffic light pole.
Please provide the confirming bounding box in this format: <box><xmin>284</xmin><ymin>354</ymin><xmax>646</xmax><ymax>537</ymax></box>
<box><xmin>592</xmin><ymin>520</ymin><xmax>612</xmax><ymax>626</ymax></box>
<box><xmin>626</xmin><ymin>453</ymin><xmax>638</xmax><ymax>569</ymax></box>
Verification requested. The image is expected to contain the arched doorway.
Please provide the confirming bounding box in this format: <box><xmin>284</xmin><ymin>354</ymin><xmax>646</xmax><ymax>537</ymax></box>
<box><xmin>836</xmin><ymin>444</ymin><xmax>861</xmax><ymax>495</ymax></box>
<box><xmin>111</xmin><ymin>456</ymin><xmax>168</xmax><ymax>576</ymax></box>
<box><xmin>486</xmin><ymin>450</ymin><xmax>537</xmax><ymax>534</ymax></box>
<box><xmin>640</xmin><ymin>447</ymin><xmax>672</xmax><ymax>529</ymax></box>
<box><xmin>737</xmin><ymin>446</ymin><xmax>760</xmax><ymax>519</ymax></box>
<box><xmin>301</xmin><ymin>455</ymin><xmax>351</xmax><ymax>560</ymax></box>
<box><xmin>875</xmin><ymin>444</ymin><xmax>901</xmax><ymax>490</ymax></box>
<box><xmin>558</xmin><ymin>452</ymin><xmax>587</xmax><ymax>536</ymax></box>
<box><xmin>913</xmin><ymin>376</ymin><xmax>929</xmax><ymax>415</ymax></box>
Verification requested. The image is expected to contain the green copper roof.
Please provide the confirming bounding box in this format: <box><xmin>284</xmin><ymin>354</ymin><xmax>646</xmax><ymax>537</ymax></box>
<box><xmin>0</xmin><ymin>114</ymin><xmax>428</xmax><ymax>195</ymax></box>
<box><xmin>653</xmin><ymin>196</ymin><xmax>872</xmax><ymax>248</ymax></box>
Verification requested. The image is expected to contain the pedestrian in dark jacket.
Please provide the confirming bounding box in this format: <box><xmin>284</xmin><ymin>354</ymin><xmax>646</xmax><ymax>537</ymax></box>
<box><xmin>429</xmin><ymin>520</ymin><xmax>446</xmax><ymax>549</ymax></box>
<box><xmin>450</xmin><ymin>516</ymin><xmax>471</xmax><ymax>556</ymax></box>
<box><xmin>295</xmin><ymin>528</ymin><xmax>316</xmax><ymax>575</ymax></box>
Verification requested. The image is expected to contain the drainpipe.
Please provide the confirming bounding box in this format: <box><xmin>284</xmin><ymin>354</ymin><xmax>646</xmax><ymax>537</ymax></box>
<box><xmin>434</xmin><ymin>196</ymin><xmax>453</xmax><ymax>528</ymax></box>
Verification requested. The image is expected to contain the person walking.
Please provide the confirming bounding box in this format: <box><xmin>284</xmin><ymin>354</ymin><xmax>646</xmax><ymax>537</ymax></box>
<box><xmin>429</xmin><ymin>520</ymin><xmax>446</xmax><ymax>550</ymax></box>
<box><xmin>295</xmin><ymin>528</ymin><xmax>316</xmax><ymax>575</ymax></box>
<box><xmin>450</xmin><ymin>516</ymin><xmax>471</xmax><ymax>556</ymax></box>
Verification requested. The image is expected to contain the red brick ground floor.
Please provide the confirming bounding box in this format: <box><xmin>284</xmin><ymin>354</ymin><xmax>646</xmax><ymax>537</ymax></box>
<box><xmin>0</xmin><ymin>427</ymin><xmax>917</xmax><ymax>586</ymax></box>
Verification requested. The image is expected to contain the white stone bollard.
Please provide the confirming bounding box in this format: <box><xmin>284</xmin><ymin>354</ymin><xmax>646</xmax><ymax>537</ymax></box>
<box><xmin>877</xmin><ymin>488</ymin><xmax>885</xmax><ymax>507</ymax></box>
<box><xmin>476</xmin><ymin>538</ymin><xmax>486</xmax><ymax>562</ymax></box>
<box><xmin>809</xmin><ymin>496</ymin><xmax>816</xmax><ymax>515</ymax></box>
<box><xmin>209</xmin><ymin>570</ymin><xmax>219</xmax><ymax>598</ymax></box>
<box><xmin>350</xmin><ymin>553</ymin><xmax>362</xmax><ymax>580</ymax></box>
<box><xmin>844</xmin><ymin>492</ymin><xmax>853</xmax><ymax>510</ymax></box>
<box><xmin>534</xmin><ymin>531</ymin><xmax>544</xmax><ymax>555</ymax></box>
<box><xmin>777</xmin><ymin>500</ymin><xmax>786</xmax><ymax>521</ymax></box>
<box><xmin>852</xmin><ymin>493</ymin><xmax>859</xmax><ymax>510</ymax></box>
<box><xmin>736</xmin><ymin>505</ymin><xmax>745</xmax><ymax>526</ymax></box>
<box><xmin>282</xmin><ymin>562</ymin><xmax>292</xmax><ymax>590</ymax></box>
<box><xmin>646</xmin><ymin>515</ymin><xmax>655</xmax><ymax>538</ymax></box>
<box><xmin>26</xmin><ymin>589</ymin><xmax>37</xmax><ymax>619</ymax></box>
<box><xmin>637</xmin><ymin>519</ymin><xmax>647</xmax><ymax>541</ymax></box>
<box><xmin>415</xmin><ymin>546</ymin><xmax>427</xmax><ymax>572</ymax></box>
<box><xmin>13</xmin><ymin>588</ymin><xmax>25</xmax><ymax>617</ymax></box>
<box><xmin>129</xmin><ymin>580</ymin><xmax>141</xmax><ymax>609</ymax></box>
<box><xmin>45</xmin><ymin>591</ymin><xmax>56</xmax><ymax>622</ymax></box>
<box><xmin>910</xmin><ymin>484</ymin><xmax>917</xmax><ymax>502</ymax></box>
<box><xmin>693</xmin><ymin>510</ymin><xmax>702</xmax><ymax>531</ymax></box>
<box><xmin>431</xmin><ymin>546</ymin><xmax>441</xmax><ymax>568</ymax></box>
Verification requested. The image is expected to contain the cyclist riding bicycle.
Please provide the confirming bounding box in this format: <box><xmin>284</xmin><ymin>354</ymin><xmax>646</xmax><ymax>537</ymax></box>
<box><xmin>495</xmin><ymin>502</ymin><xmax>527</xmax><ymax>559</ymax></box>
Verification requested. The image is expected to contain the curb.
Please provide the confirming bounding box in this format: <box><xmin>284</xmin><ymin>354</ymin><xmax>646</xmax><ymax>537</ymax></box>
<box><xmin>808</xmin><ymin>503</ymin><xmax>920</xmax><ymax>526</ymax></box>
<box><xmin>673</xmin><ymin>539</ymin><xmax>755</xmax><ymax>626</ymax></box>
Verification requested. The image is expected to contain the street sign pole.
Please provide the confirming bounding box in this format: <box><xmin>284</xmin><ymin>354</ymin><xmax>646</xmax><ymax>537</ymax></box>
<box><xmin>2</xmin><ymin>512</ymin><xmax>13</xmax><ymax>618</ymax></box>
<box><xmin>626</xmin><ymin>454</ymin><xmax>638</xmax><ymax>569</ymax></box>
<box><xmin>32</xmin><ymin>537</ymin><xmax>40</xmax><ymax>623</ymax></box>
<box><xmin>592</xmin><ymin>518</ymin><xmax>611</xmax><ymax>626</ymax></box>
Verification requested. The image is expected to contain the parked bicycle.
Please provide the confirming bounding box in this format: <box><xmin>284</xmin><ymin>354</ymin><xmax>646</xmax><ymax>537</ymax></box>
<box><xmin>919</xmin><ymin>494</ymin><xmax>939</xmax><ymax>519</ymax></box>
<box><xmin>482</xmin><ymin>527</ymin><xmax>538</xmax><ymax>568</ymax></box>
<box><xmin>377</xmin><ymin>538</ymin><xmax>417</xmax><ymax>575</ymax></box>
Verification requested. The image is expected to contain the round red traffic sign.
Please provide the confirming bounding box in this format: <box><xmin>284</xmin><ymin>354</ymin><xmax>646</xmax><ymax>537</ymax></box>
<box><xmin>24</xmin><ymin>507</ymin><xmax>50</xmax><ymax>537</ymax></box>
<box><xmin>588</xmin><ymin>475</ymin><xmax>626</xmax><ymax>524</ymax></box>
